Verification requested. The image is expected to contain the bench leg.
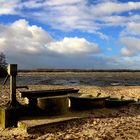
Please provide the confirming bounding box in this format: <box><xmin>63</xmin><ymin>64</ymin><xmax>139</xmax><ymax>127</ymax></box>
<box><xmin>28</xmin><ymin>98</ymin><xmax>37</xmax><ymax>107</ymax></box>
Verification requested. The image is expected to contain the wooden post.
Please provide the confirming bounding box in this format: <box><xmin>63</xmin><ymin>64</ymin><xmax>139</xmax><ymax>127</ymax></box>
<box><xmin>0</xmin><ymin>64</ymin><xmax>29</xmax><ymax>128</ymax></box>
<box><xmin>7</xmin><ymin>64</ymin><xmax>17</xmax><ymax>106</ymax></box>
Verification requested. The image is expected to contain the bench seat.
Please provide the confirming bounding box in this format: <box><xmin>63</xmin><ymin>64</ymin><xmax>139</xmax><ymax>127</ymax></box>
<box><xmin>20</xmin><ymin>88</ymin><xmax>79</xmax><ymax>98</ymax></box>
<box><xmin>19</xmin><ymin>88</ymin><xmax>79</xmax><ymax>107</ymax></box>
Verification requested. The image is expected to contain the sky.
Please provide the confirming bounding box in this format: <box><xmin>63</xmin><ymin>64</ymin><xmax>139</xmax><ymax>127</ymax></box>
<box><xmin>0</xmin><ymin>0</ymin><xmax>140</xmax><ymax>69</ymax></box>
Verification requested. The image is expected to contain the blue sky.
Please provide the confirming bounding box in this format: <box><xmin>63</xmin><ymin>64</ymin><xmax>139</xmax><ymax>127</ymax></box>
<box><xmin>0</xmin><ymin>0</ymin><xmax>140</xmax><ymax>69</ymax></box>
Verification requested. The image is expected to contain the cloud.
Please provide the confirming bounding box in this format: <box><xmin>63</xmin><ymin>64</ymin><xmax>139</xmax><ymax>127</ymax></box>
<box><xmin>0</xmin><ymin>19</ymin><xmax>102</xmax><ymax>68</ymax></box>
<box><xmin>46</xmin><ymin>0</ymin><xmax>84</xmax><ymax>6</ymax></box>
<box><xmin>0</xmin><ymin>19</ymin><xmax>52</xmax><ymax>55</ymax></box>
<box><xmin>0</xmin><ymin>1</ymin><xmax>140</xmax><ymax>69</ymax></box>
<box><xmin>121</xmin><ymin>22</ymin><xmax>140</xmax><ymax>36</ymax></box>
<box><xmin>0</xmin><ymin>19</ymin><xmax>138</xmax><ymax>69</ymax></box>
<box><xmin>112</xmin><ymin>56</ymin><xmax>140</xmax><ymax>69</ymax></box>
<box><xmin>120</xmin><ymin>37</ymin><xmax>140</xmax><ymax>56</ymax></box>
<box><xmin>0</xmin><ymin>19</ymin><xmax>100</xmax><ymax>55</ymax></box>
<box><xmin>1</xmin><ymin>0</ymin><xmax>140</xmax><ymax>40</ymax></box>
<box><xmin>120</xmin><ymin>21</ymin><xmax>140</xmax><ymax>56</ymax></box>
<box><xmin>127</xmin><ymin>22</ymin><xmax>140</xmax><ymax>35</ymax></box>
<box><xmin>121</xmin><ymin>47</ymin><xmax>132</xmax><ymax>56</ymax></box>
<box><xmin>0</xmin><ymin>0</ymin><xmax>19</xmax><ymax>15</ymax></box>
<box><xmin>91</xmin><ymin>1</ymin><xmax>140</xmax><ymax>16</ymax></box>
<box><xmin>47</xmin><ymin>37</ymin><xmax>100</xmax><ymax>55</ymax></box>
<box><xmin>101</xmin><ymin>14</ymin><xmax>140</xmax><ymax>27</ymax></box>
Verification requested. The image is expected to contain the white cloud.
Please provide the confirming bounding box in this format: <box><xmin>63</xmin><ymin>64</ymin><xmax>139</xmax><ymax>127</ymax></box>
<box><xmin>2</xmin><ymin>0</ymin><xmax>140</xmax><ymax>40</ymax></box>
<box><xmin>0</xmin><ymin>19</ymin><xmax>52</xmax><ymax>54</ymax></box>
<box><xmin>46</xmin><ymin>0</ymin><xmax>84</xmax><ymax>6</ymax></box>
<box><xmin>47</xmin><ymin>37</ymin><xmax>100</xmax><ymax>55</ymax></box>
<box><xmin>0</xmin><ymin>0</ymin><xmax>19</xmax><ymax>15</ymax></box>
<box><xmin>24</xmin><ymin>1</ymin><xmax>140</xmax><ymax>39</ymax></box>
<box><xmin>0</xmin><ymin>1</ymin><xmax>140</xmax><ymax>68</ymax></box>
<box><xmin>0</xmin><ymin>19</ymin><xmax>138</xmax><ymax>69</ymax></box>
<box><xmin>120</xmin><ymin>21</ymin><xmax>140</xmax><ymax>57</ymax></box>
<box><xmin>102</xmin><ymin>14</ymin><xmax>140</xmax><ymax>27</ymax></box>
<box><xmin>122</xmin><ymin>22</ymin><xmax>140</xmax><ymax>36</ymax></box>
<box><xmin>121</xmin><ymin>47</ymin><xmax>133</xmax><ymax>56</ymax></box>
<box><xmin>0</xmin><ymin>19</ymin><xmax>100</xmax><ymax>55</ymax></box>
<box><xmin>120</xmin><ymin>37</ymin><xmax>140</xmax><ymax>56</ymax></box>
<box><xmin>113</xmin><ymin>56</ymin><xmax>140</xmax><ymax>69</ymax></box>
<box><xmin>91</xmin><ymin>1</ymin><xmax>140</xmax><ymax>16</ymax></box>
<box><xmin>0</xmin><ymin>19</ymin><xmax>101</xmax><ymax>68</ymax></box>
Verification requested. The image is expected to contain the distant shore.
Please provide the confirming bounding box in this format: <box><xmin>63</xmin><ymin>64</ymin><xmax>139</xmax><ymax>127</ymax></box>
<box><xmin>18</xmin><ymin>69</ymin><xmax>140</xmax><ymax>72</ymax></box>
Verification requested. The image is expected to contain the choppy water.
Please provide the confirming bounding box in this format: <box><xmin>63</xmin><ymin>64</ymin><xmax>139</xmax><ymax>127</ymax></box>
<box><xmin>17</xmin><ymin>75</ymin><xmax>49</xmax><ymax>85</ymax></box>
<box><xmin>1</xmin><ymin>72</ymin><xmax>140</xmax><ymax>86</ymax></box>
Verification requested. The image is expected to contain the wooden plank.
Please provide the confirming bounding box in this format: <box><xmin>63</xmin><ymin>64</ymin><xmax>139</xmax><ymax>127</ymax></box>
<box><xmin>20</xmin><ymin>88</ymin><xmax>79</xmax><ymax>98</ymax></box>
<box><xmin>18</xmin><ymin>116</ymin><xmax>82</xmax><ymax>133</ymax></box>
<box><xmin>17</xmin><ymin>110</ymin><xmax>89</xmax><ymax>133</ymax></box>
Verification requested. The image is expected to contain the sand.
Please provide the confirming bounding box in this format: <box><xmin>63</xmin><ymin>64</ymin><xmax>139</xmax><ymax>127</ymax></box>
<box><xmin>0</xmin><ymin>84</ymin><xmax>140</xmax><ymax>140</ymax></box>
<box><xmin>0</xmin><ymin>71</ymin><xmax>140</xmax><ymax>140</ymax></box>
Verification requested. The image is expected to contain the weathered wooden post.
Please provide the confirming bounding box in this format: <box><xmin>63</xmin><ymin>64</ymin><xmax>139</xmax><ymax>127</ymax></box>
<box><xmin>8</xmin><ymin>64</ymin><xmax>17</xmax><ymax>106</ymax></box>
<box><xmin>0</xmin><ymin>64</ymin><xmax>26</xmax><ymax>128</ymax></box>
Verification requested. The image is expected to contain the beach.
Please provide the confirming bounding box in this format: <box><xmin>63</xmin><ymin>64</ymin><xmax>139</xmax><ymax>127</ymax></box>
<box><xmin>0</xmin><ymin>72</ymin><xmax>140</xmax><ymax>140</ymax></box>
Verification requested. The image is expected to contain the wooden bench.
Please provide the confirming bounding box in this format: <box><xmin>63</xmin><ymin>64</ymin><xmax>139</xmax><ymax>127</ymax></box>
<box><xmin>20</xmin><ymin>88</ymin><xmax>79</xmax><ymax>107</ymax></box>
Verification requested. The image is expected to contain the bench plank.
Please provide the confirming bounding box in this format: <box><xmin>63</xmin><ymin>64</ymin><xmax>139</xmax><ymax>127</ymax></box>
<box><xmin>20</xmin><ymin>88</ymin><xmax>79</xmax><ymax>98</ymax></box>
